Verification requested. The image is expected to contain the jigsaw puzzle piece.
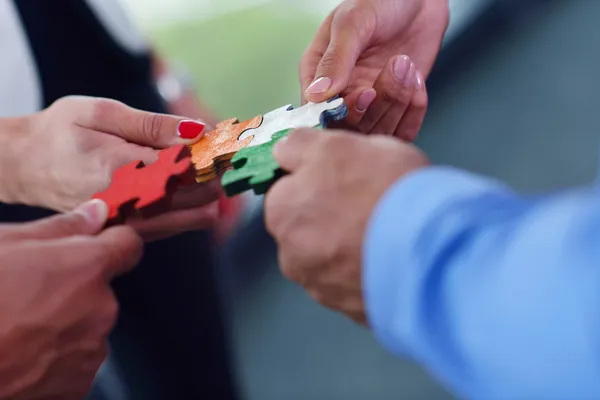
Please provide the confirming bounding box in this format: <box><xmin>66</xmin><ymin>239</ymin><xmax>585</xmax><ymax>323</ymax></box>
<box><xmin>189</xmin><ymin>116</ymin><xmax>261</xmax><ymax>183</ymax></box>
<box><xmin>238</xmin><ymin>97</ymin><xmax>347</xmax><ymax>147</ymax></box>
<box><xmin>92</xmin><ymin>144</ymin><xmax>194</xmax><ymax>223</ymax></box>
<box><xmin>221</xmin><ymin>129</ymin><xmax>293</xmax><ymax>197</ymax></box>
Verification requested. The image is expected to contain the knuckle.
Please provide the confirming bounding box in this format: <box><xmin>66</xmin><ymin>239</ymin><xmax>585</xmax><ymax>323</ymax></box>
<box><xmin>95</xmin><ymin>341</ymin><xmax>110</xmax><ymax>364</ymax></box>
<box><xmin>101</xmin><ymin>227</ymin><xmax>143</xmax><ymax>274</ymax></box>
<box><xmin>337</xmin><ymin>1</ymin><xmax>363</xmax><ymax>27</ymax></box>
<box><xmin>279</xmin><ymin>254</ymin><xmax>303</xmax><ymax>284</ymax></box>
<box><xmin>190</xmin><ymin>203</ymin><xmax>219</xmax><ymax>229</ymax></box>
<box><xmin>383</xmin><ymin>85</ymin><xmax>411</xmax><ymax>107</ymax></box>
<box><xmin>99</xmin><ymin>295</ymin><xmax>119</xmax><ymax>329</ymax></box>
<box><xmin>412</xmin><ymin>93</ymin><xmax>428</xmax><ymax>111</ymax></box>
<box><xmin>90</xmin><ymin>98</ymin><xmax>121</xmax><ymax>123</ymax></box>
<box><xmin>89</xmin><ymin>241</ymin><xmax>117</xmax><ymax>276</ymax></box>
<box><xmin>279</xmin><ymin>263</ymin><xmax>297</xmax><ymax>283</ymax></box>
<box><xmin>264</xmin><ymin>183</ymin><xmax>290</xmax><ymax>237</ymax></box>
<box><xmin>0</xmin><ymin>224</ymin><xmax>23</xmax><ymax>242</ymax></box>
<box><xmin>308</xmin><ymin>288</ymin><xmax>329</xmax><ymax>307</ymax></box>
<box><xmin>50</xmin><ymin>95</ymin><xmax>86</xmax><ymax>111</ymax></box>
<box><xmin>52</xmin><ymin>215</ymin><xmax>87</xmax><ymax>237</ymax></box>
<box><xmin>318</xmin><ymin>133</ymin><xmax>349</xmax><ymax>158</ymax></box>
<box><xmin>299</xmin><ymin>48</ymin><xmax>314</xmax><ymax>77</ymax></box>
<box><xmin>289</xmin><ymin>127</ymin><xmax>315</xmax><ymax>140</ymax></box>
<box><xmin>141</xmin><ymin>113</ymin><xmax>164</xmax><ymax>144</ymax></box>
<box><xmin>319</xmin><ymin>44</ymin><xmax>346</xmax><ymax>71</ymax></box>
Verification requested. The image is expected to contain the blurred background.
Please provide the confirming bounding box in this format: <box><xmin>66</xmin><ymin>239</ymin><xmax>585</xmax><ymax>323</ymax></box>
<box><xmin>116</xmin><ymin>0</ymin><xmax>600</xmax><ymax>398</ymax></box>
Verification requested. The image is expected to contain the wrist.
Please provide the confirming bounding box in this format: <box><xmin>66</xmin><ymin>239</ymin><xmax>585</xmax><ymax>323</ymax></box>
<box><xmin>0</xmin><ymin>116</ymin><xmax>30</xmax><ymax>204</ymax></box>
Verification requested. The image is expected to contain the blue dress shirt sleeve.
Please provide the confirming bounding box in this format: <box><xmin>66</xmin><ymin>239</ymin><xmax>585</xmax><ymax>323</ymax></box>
<box><xmin>363</xmin><ymin>166</ymin><xmax>600</xmax><ymax>399</ymax></box>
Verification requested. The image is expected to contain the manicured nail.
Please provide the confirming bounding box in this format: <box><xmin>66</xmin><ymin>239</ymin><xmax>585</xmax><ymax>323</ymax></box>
<box><xmin>414</xmin><ymin>71</ymin><xmax>424</xmax><ymax>91</ymax></box>
<box><xmin>305</xmin><ymin>77</ymin><xmax>332</xmax><ymax>95</ymax></box>
<box><xmin>74</xmin><ymin>199</ymin><xmax>108</xmax><ymax>226</ymax></box>
<box><xmin>177</xmin><ymin>120</ymin><xmax>206</xmax><ymax>139</ymax></box>
<box><xmin>356</xmin><ymin>89</ymin><xmax>376</xmax><ymax>112</ymax></box>
<box><xmin>393</xmin><ymin>56</ymin><xmax>411</xmax><ymax>83</ymax></box>
<box><xmin>404</xmin><ymin>62</ymin><xmax>416</xmax><ymax>87</ymax></box>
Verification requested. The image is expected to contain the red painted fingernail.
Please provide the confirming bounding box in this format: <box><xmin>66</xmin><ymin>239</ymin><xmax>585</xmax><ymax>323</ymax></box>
<box><xmin>177</xmin><ymin>120</ymin><xmax>205</xmax><ymax>139</ymax></box>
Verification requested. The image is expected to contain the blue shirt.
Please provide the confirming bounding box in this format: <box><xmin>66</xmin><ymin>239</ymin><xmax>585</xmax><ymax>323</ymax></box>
<box><xmin>363</xmin><ymin>166</ymin><xmax>600</xmax><ymax>399</ymax></box>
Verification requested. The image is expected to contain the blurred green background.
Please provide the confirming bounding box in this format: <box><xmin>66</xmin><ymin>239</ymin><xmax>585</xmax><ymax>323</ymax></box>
<box><xmin>137</xmin><ymin>1</ymin><xmax>327</xmax><ymax>120</ymax></box>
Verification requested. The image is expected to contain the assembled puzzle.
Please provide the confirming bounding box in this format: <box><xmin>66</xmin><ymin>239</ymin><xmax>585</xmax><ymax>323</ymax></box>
<box><xmin>92</xmin><ymin>97</ymin><xmax>347</xmax><ymax>223</ymax></box>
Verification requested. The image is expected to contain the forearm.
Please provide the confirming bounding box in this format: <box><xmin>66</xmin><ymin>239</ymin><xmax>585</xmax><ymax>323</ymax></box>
<box><xmin>364</xmin><ymin>166</ymin><xmax>600</xmax><ymax>398</ymax></box>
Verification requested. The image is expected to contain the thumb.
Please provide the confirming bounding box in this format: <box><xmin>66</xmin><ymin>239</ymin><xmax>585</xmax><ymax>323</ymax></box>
<box><xmin>1</xmin><ymin>199</ymin><xmax>109</xmax><ymax>242</ymax></box>
<box><xmin>82</xmin><ymin>99</ymin><xmax>206</xmax><ymax>148</ymax></box>
<box><xmin>304</xmin><ymin>8</ymin><xmax>371</xmax><ymax>103</ymax></box>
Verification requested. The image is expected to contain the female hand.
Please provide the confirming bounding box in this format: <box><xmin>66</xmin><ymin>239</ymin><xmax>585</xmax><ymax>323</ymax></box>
<box><xmin>3</xmin><ymin>96</ymin><xmax>221</xmax><ymax>240</ymax></box>
<box><xmin>301</xmin><ymin>0</ymin><xmax>449</xmax><ymax>140</ymax></box>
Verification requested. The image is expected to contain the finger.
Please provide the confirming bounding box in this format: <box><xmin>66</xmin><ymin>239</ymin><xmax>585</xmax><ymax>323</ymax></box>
<box><xmin>272</xmin><ymin>128</ymin><xmax>322</xmax><ymax>172</ymax></box>
<box><xmin>94</xmin><ymin>226</ymin><xmax>144</xmax><ymax>280</ymax></box>
<box><xmin>357</xmin><ymin>55</ymin><xmax>416</xmax><ymax>134</ymax></box>
<box><xmin>3</xmin><ymin>225</ymin><xmax>142</xmax><ymax>282</ymax></box>
<box><xmin>339</xmin><ymin>86</ymin><xmax>377</xmax><ymax>128</ymax></box>
<box><xmin>394</xmin><ymin>71</ymin><xmax>428</xmax><ymax>142</ymax></box>
<box><xmin>304</xmin><ymin>5</ymin><xmax>374</xmax><ymax>103</ymax></box>
<box><xmin>0</xmin><ymin>199</ymin><xmax>109</xmax><ymax>242</ymax></box>
<box><xmin>264</xmin><ymin>176</ymin><xmax>295</xmax><ymax>241</ymax></box>
<box><xmin>78</xmin><ymin>98</ymin><xmax>206</xmax><ymax>148</ymax></box>
<box><xmin>127</xmin><ymin>202</ymin><xmax>219</xmax><ymax>242</ymax></box>
<box><xmin>299</xmin><ymin>13</ymin><xmax>333</xmax><ymax>104</ymax></box>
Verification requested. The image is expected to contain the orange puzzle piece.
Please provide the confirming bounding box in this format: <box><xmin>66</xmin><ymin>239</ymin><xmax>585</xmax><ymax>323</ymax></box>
<box><xmin>189</xmin><ymin>116</ymin><xmax>262</xmax><ymax>183</ymax></box>
<box><xmin>92</xmin><ymin>145</ymin><xmax>195</xmax><ymax>223</ymax></box>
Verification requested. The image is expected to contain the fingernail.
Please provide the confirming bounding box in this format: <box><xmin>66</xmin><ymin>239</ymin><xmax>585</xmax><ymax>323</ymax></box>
<box><xmin>74</xmin><ymin>199</ymin><xmax>108</xmax><ymax>226</ymax></box>
<box><xmin>393</xmin><ymin>56</ymin><xmax>411</xmax><ymax>83</ymax></box>
<box><xmin>404</xmin><ymin>62</ymin><xmax>416</xmax><ymax>87</ymax></box>
<box><xmin>305</xmin><ymin>77</ymin><xmax>332</xmax><ymax>95</ymax></box>
<box><xmin>177</xmin><ymin>120</ymin><xmax>206</xmax><ymax>139</ymax></box>
<box><xmin>272</xmin><ymin>136</ymin><xmax>289</xmax><ymax>157</ymax></box>
<box><xmin>414</xmin><ymin>71</ymin><xmax>424</xmax><ymax>91</ymax></box>
<box><xmin>356</xmin><ymin>89</ymin><xmax>376</xmax><ymax>112</ymax></box>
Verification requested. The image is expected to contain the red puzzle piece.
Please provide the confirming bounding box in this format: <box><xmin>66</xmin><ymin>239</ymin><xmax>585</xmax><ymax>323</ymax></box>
<box><xmin>92</xmin><ymin>145</ymin><xmax>195</xmax><ymax>223</ymax></box>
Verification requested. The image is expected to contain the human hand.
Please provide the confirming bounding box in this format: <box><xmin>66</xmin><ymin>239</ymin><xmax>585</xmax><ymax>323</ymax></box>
<box><xmin>6</xmin><ymin>96</ymin><xmax>222</xmax><ymax>241</ymax></box>
<box><xmin>0</xmin><ymin>199</ymin><xmax>143</xmax><ymax>399</ymax></box>
<box><xmin>264</xmin><ymin>129</ymin><xmax>429</xmax><ymax>323</ymax></box>
<box><xmin>300</xmin><ymin>0</ymin><xmax>449</xmax><ymax>140</ymax></box>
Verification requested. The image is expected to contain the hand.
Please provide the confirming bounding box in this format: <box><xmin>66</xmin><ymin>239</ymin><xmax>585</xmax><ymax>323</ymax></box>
<box><xmin>0</xmin><ymin>199</ymin><xmax>143</xmax><ymax>399</ymax></box>
<box><xmin>300</xmin><ymin>0</ymin><xmax>449</xmax><ymax>140</ymax></box>
<box><xmin>5</xmin><ymin>96</ymin><xmax>222</xmax><ymax>241</ymax></box>
<box><xmin>264</xmin><ymin>129</ymin><xmax>429</xmax><ymax>323</ymax></box>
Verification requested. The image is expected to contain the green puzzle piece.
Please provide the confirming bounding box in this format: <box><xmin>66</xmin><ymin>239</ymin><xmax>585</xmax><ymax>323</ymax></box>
<box><xmin>221</xmin><ymin>129</ymin><xmax>294</xmax><ymax>197</ymax></box>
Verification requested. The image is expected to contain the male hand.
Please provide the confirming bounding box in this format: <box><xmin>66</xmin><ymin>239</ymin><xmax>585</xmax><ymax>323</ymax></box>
<box><xmin>0</xmin><ymin>199</ymin><xmax>143</xmax><ymax>399</ymax></box>
<box><xmin>301</xmin><ymin>0</ymin><xmax>449</xmax><ymax>140</ymax></box>
<box><xmin>6</xmin><ymin>96</ymin><xmax>222</xmax><ymax>241</ymax></box>
<box><xmin>264</xmin><ymin>129</ymin><xmax>429</xmax><ymax>323</ymax></box>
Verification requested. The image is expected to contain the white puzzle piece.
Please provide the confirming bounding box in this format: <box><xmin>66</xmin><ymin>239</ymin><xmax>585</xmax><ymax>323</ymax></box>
<box><xmin>239</xmin><ymin>98</ymin><xmax>346</xmax><ymax>147</ymax></box>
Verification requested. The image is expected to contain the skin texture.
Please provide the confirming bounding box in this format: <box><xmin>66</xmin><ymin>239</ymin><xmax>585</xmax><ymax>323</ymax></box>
<box><xmin>0</xmin><ymin>96</ymin><xmax>223</xmax><ymax>241</ymax></box>
<box><xmin>300</xmin><ymin>0</ymin><xmax>449</xmax><ymax>140</ymax></box>
<box><xmin>0</xmin><ymin>199</ymin><xmax>143</xmax><ymax>399</ymax></box>
<box><xmin>264</xmin><ymin>128</ymin><xmax>430</xmax><ymax>324</ymax></box>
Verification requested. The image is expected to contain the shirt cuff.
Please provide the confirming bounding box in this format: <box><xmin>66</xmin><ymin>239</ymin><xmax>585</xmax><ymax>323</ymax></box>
<box><xmin>362</xmin><ymin>166</ymin><xmax>512</xmax><ymax>356</ymax></box>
